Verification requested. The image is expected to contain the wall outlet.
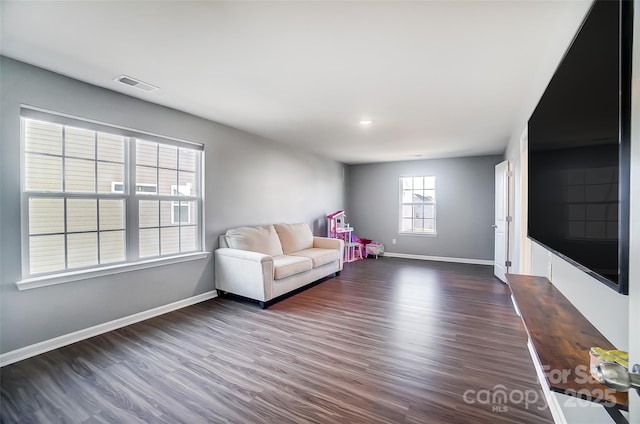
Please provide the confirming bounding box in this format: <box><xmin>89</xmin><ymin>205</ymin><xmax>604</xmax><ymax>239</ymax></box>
<box><xmin>392</xmin><ymin>238</ymin><xmax>396</xmax><ymax>245</ymax></box>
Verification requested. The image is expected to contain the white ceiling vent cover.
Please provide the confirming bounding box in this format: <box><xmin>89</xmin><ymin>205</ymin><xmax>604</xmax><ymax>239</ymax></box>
<box><xmin>114</xmin><ymin>75</ymin><xmax>158</xmax><ymax>92</ymax></box>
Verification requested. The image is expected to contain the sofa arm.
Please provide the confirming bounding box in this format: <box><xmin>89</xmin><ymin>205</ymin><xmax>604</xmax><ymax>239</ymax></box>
<box><xmin>313</xmin><ymin>237</ymin><xmax>345</xmax><ymax>270</ymax></box>
<box><xmin>214</xmin><ymin>248</ymin><xmax>274</xmax><ymax>301</ymax></box>
<box><xmin>313</xmin><ymin>236</ymin><xmax>344</xmax><ymax>250</ymax></box>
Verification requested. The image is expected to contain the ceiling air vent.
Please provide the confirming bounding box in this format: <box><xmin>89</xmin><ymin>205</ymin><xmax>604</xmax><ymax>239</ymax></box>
<box><xmin>114</xmin><ymin>75</ymin><xmax>158</xmax><ymax>92</ymax></box>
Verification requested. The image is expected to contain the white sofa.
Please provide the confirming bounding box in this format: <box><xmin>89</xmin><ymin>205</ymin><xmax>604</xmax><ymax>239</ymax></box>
<box><xmin>215</xmin><ymin>223</ymin><xmax>344</xmax><ymax>308</ymax></box>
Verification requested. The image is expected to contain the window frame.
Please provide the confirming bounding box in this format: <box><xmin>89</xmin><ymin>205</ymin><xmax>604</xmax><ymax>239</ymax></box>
<box><xmin>17</xmin><ymin>107</ymin><xmax>207</xmax><ymax>290</ymax></box>
<box><xmin>398</xmin><ymin>176</ymin><xmax>437</xmax><ymax>236</ymax></box>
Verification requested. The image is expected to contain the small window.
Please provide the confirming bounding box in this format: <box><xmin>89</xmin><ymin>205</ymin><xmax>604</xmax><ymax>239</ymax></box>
<box><xmin>136</xmin><ymin>184</ymin><xmax>158</xmax><ymax>194</ymax></box>
<box><xmin>399</xmin><ymin>176</ymin><xmax>436</xmax><ymax>234</ymax></box>
<box><xmin>110</xmin><ymin>182</ymin><xmax>157</xmax><ymax>194</ymax></box>
<box><xmin>171</xmin><ymin>185</ymin><xmax>192</xmax><ymax>225</ymax></box>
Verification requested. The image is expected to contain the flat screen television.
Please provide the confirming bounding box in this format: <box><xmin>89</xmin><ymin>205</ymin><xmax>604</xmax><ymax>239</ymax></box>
<box><xmin>527</xmin><ymin>0</ymin><xmax>631</xmax><ymax>295</ymax></box>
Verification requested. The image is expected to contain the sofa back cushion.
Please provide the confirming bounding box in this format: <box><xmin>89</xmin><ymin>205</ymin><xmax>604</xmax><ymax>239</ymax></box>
<box><xmin>225</xmin><ymin>225</ymin><xmax>284</xmax><ymax>256</ymax></box>
<box><xmin>274</xmin><ymin>223</ymin><xmax>314</xmax><ymax>254</ymax></box>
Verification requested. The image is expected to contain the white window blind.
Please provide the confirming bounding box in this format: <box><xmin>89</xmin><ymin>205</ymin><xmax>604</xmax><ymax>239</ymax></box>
<box><xmin>399</xmin><ymin>176</ymin><xmax>436</xmax><ymax>234</ymax></box>
<box><xmin>135</xmin><ymin>139</ymin><xmax>199</xmax><ymax>258</ymax></box>
<box><xmin>21</xmin><ymin>110</ymin><xmax>204</xmax><ymax>279</ymax></box>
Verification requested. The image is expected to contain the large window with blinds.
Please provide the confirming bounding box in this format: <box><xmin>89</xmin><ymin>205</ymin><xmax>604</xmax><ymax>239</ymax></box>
<box><xmin>21</xmin><ymin>109</ymin><xmax>204</xmax><ymax>281</ymax></box>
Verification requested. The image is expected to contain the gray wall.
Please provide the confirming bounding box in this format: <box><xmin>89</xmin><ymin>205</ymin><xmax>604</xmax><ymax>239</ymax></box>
<box><xmin>346</xmin><ymin>155</ymin><xmax>502</xmax><ymax>261</ymax></box>
<box><xmin>0</xmin><ymin>57</ymin><xmax>345</xmax><ymax>354</ymax></box>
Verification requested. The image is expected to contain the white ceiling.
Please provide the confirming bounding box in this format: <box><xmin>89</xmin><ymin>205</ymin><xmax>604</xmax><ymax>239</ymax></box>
<box><xmin>1</xmin><ymin>1</ymin><xmax>591</xmax><ymax>164</ymax></box>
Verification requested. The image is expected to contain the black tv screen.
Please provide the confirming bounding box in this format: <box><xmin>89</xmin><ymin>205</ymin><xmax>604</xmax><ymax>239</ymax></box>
<box><xmin>527</xmin><ymin>0</ymin><xmax>631</xmax><ymax>294</ymax></box>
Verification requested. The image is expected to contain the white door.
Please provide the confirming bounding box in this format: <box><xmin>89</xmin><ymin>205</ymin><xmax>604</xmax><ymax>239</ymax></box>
<box><xmin>494</xmin><ymin>161</ymin><xmax>510</xmax><ymax>282</ymax></box>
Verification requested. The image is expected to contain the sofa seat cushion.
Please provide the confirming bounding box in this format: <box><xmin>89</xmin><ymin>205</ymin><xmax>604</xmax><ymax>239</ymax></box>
<box><xmin>225</xmin><ymin>225</ymin><xmax>284</xmax><ymax>256</ymax></box>
<box><xmin>272</xmin><ymin>255</ymin><xmax>313</xmax><ymax>280</ymax></box>
<box><xmin>290</xmin><ymin>248</ymin><xmax>341</xmax><ymax>268</ymax></box>
<box><xmin>274</xmin><ymin>223</ymin><xmax>314</xmax><ymax>254</ymax></box>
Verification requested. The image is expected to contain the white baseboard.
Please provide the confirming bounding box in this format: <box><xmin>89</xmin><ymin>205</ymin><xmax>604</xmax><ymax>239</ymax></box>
<box><xmin>527</xmin><ymin>339</ymin><xmax>567</xmax><ymax>424</ymax></box>
<box><xmin>0</xmin><ymin>290</ymin><xmax>218</xmax><ymax>367</ymax></box>
<box><xmin>383</xmin><ymin>252</ymin><xmax>494</xmax><ymax>266</ymax></box>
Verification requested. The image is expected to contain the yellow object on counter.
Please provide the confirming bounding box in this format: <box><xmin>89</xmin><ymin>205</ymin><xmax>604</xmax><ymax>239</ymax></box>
<box><xmin>590</xmin><ymin>347</ymin><xmax>629</xmax><ymax>367</ymax></box>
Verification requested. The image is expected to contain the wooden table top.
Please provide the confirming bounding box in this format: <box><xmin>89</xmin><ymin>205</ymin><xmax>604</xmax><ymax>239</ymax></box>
<box><xmin>506</xmin><ymin>274</ymin><xmax>628</xmax><ymax>409</ymax></box>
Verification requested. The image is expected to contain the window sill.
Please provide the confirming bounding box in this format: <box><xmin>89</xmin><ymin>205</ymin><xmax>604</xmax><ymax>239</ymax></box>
<box><xmin>398</xmin><ymin>232</ymin><xmax>438</xmax><ymax>237</ymax></box>
<box><xmin>15</xmin><ymin>251</ymin><xmax>210</xmax><ymax>291</ymax></box>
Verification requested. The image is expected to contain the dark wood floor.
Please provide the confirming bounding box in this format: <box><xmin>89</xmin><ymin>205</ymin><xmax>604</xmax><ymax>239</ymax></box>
<box><xmin>1</xmin><ymin>258</ymin><xmax>553</xmax><ymax>424</ymax></box>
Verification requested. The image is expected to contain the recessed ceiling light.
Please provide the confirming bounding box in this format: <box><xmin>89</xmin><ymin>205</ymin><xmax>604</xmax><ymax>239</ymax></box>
<box><xmin>359</xmin><ymin>119</ymin><xmax>373</xmax><ymax>125</ymax></box>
